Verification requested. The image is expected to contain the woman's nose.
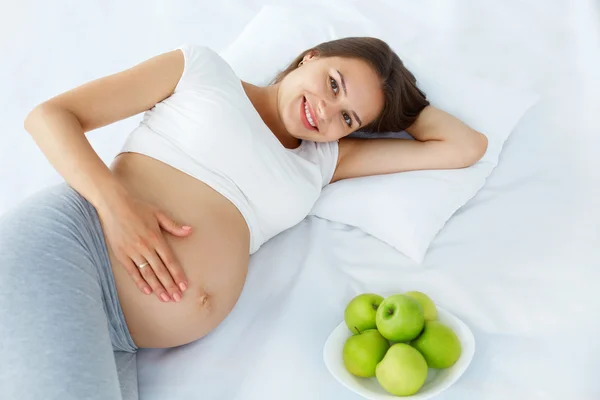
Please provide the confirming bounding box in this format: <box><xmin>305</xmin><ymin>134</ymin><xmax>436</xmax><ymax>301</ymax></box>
<box><xmin>317</xmin><ymin>99</ymin><xmax>336</xmax><ymax>121</ymax></box>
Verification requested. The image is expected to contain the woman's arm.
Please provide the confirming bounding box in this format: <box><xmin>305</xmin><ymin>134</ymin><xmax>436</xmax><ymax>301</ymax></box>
<box><xmin>23</xmin><ymin>48</ymin><xmax>193</xmax><ymax>301</ymax></box>
<box><xmin>332</xmin><ymin>106</ymin><xmax>488</xmax><ymax>182</ymax></box>
<box><xmin>24</xmin><ymin>49</ymin><xmax>185</xmax><ymax>209</ymax></box>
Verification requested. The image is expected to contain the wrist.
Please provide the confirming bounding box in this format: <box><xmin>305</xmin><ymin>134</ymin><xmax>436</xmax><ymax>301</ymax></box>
<box><xmin>90</xmin><ymin>178</ymin><xmax>131</xmax><ymax>214</ymax></box>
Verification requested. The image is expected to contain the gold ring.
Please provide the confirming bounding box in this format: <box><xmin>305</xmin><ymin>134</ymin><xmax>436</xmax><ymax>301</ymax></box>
<box><xmin>138</xmin><ymin>262</ymin><xmax>149</xmax><ymax>269</ymax></box>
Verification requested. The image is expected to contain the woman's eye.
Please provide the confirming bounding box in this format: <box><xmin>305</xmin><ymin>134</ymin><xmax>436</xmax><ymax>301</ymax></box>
<box><xmin>330</xmin><ymin>77</ymin><xmax>339</xmax><ymax>94</ymax></box>
<box><xmin>343</xmin><ymin>112</ymin><xmax>352</xmax><ymax>127</ymax></box>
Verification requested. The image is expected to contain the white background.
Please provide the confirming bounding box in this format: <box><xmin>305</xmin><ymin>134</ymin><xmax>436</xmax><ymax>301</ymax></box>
<box><xmin>1</xmin><ymin>1</ymin><xmax>599</xmax><ymax>399</ymax></box>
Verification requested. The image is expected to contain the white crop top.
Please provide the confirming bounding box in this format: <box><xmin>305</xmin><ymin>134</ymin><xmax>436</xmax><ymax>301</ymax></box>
<box><xmin>118</xmin><ymin>44</ymin><xmax>339</xmax><ymax>254</ymax></box>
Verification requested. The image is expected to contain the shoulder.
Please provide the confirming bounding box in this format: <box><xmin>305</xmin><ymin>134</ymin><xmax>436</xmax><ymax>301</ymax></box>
<box><xmin>301</xmin><ymin>140</ymin><xmax>340</xmax><ymax>187</ymax></box>
<box><xmin>175</xmin><ymin>44</ymin><xmax>220</xmax><ymax>64</ymax></box>
<box><xmin>173</xmin><ymin>44</ymin><xmax>238</xmax><ymax>91</ymax></box>
<box><xmin>303</xmin><ymin>140</ymin><xmax>339</xmax><ymax>158</ymax></box>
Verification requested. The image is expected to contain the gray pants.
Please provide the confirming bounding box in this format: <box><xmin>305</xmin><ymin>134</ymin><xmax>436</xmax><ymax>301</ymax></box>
<box><xmin>0</xmin><ymin>182</ymin><xmax>139</xmax><ymax>399</ymax></box>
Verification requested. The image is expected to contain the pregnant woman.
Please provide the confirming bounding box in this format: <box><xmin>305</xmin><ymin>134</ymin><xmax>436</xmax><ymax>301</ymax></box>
<box><xmin>0</xmin><ymin>37</ymin><xmax>487</xmax><ymax>399</ymax></box>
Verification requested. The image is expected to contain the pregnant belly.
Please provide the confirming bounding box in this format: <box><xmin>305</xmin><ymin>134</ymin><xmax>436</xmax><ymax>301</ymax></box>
<box><xmin>103</xmin><ymin>153</ymin><xmax>251</xmax><ymax>348</ymax></box>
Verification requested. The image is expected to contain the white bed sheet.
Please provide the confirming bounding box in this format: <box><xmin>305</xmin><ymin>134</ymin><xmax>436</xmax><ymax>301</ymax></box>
<box><xmin>2</xmin><ymin>0</ymin><xmax>600</xmax><ymax>399</ymax></box>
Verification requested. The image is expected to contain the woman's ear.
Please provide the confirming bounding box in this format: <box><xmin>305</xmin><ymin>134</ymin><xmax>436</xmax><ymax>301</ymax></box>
<box><xmin>302</xmin><ymin>50</ymin><xmax>318</xmax><ymax>63</ymax></box>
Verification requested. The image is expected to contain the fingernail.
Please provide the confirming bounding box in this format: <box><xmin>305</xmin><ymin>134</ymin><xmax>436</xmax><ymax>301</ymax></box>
<box><xmin>161</xmin><ymin>293</ymin><xmax>170</xmax><ymax>302</ymax></box>
<box><xmin>179</xmin><ymin>282</ymin><xmax>187</xmax><ymax>292</ymax></box>
<box><xmin>143</xmin><ymin>287</ymin><xmax>152</xmax><ymax>295</ymax></box>
<box><xmin>182</xmin><ymin>226</ymin><xmax>192</xmax><ymax>230</ymax></box>
<box><xmin>173</xmin><ymin>293</ymin><xmax>181</xmax><ymax>302</ymax></box>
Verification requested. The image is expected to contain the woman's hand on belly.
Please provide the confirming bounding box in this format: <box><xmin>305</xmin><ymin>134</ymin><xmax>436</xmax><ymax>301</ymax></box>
<box><xmin>97</xmin><ymin>189</ymin><xmax>195</xmax><ymax>302</ymax></box>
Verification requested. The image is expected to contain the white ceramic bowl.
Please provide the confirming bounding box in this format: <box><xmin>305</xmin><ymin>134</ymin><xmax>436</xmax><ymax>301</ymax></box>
<box><xmin>323</xmin><ymin>306</ymin><xmax>475</xmax><ymax>399</ymax></box>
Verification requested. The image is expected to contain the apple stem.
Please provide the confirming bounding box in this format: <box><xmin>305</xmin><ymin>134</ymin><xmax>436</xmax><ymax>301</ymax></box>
<box><xmin>355</xmin><ymin>326</ymin><xmax>361</xmax><ymax>335</ymax></box>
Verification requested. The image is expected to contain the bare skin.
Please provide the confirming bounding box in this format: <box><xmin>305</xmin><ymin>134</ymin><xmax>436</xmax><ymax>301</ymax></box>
<box><xmin>102</xmin><ymin>152</ymin><xmax>250</xmax><ymax>348</ymax></box>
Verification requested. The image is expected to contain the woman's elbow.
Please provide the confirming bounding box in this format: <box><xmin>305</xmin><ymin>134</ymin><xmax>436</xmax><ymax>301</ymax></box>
<box><xmin>458</xmin><ymin>131</ymin><xmax>488</xmax><ymax>168</ymax></box>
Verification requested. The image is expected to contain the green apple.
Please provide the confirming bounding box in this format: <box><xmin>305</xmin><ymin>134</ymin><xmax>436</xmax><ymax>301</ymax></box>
<box><xmin>342</xmin><ymin>329</ymin><xmax>390</xmax><ymax>377</ymax></box>
<box><xmin>376</xmin><ymin>343</ymin><xmax>428</xmax><ymax>396</ymax></box>
<box><xmin>404</xmin><ymin>291</ymin><xmax>438</xmax><ymax>321</ymax></box>
<box><xmin>411</xmin><ymin>321</ymin><xmax>461</xmax><ymax>368</ymax></box>
<box><xmin>376</xmin><ymin>294</ymin><xmax>424</xmax><ymax>342</ymax></box>
<box><xmin>344</xmin><ymin>293</ymin><xmax>384</xmax><ymax>334</ymax></box>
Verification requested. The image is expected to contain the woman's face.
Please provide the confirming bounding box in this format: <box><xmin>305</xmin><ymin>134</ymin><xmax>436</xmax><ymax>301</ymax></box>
<box><xmin>277</xmin><ymin>53</ymin><xmax>385</xmax><ymax>142</ymax></box>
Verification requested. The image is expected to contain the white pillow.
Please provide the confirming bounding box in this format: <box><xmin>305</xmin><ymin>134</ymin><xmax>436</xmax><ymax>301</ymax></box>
<box><xmin>221</xmin><ymin>5</ymin><xmax>539</xmax><ymax>262</ymax></box>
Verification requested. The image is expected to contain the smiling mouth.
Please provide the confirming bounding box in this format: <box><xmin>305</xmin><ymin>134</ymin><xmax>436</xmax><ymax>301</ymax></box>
<box><xmin>301</xmin><ymin>97</ymin><xmax>318</xmax><ymax>131</ymax></box>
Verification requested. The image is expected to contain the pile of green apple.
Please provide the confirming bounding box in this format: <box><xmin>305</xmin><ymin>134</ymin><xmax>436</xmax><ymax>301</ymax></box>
<box><xmin>342</xmin><ymin>291</ymin><xmax>461</xmax><ymax>396</ymax></box>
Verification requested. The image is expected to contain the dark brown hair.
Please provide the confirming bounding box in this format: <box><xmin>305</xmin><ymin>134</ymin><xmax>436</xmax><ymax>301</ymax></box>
<box><xmin>271</xmin><ymin>37</ymin><xmax>429</xmax><ymax>133</ymax></box>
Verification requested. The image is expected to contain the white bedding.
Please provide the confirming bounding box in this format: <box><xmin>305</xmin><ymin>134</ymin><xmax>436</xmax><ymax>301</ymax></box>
<box><xmin>2</xmin><ymin>0</ymin><xmax>600</xmax><ymax>399</ymax></box>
